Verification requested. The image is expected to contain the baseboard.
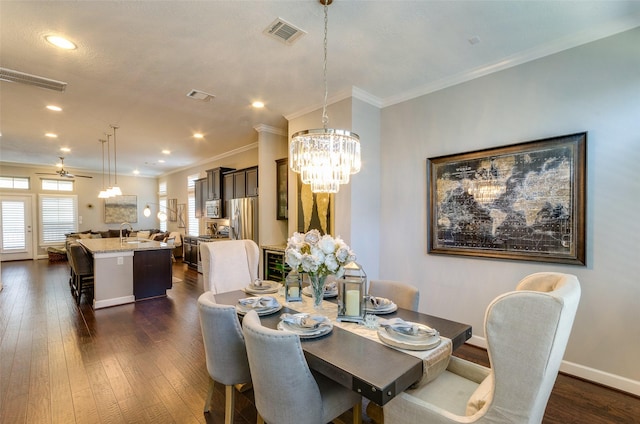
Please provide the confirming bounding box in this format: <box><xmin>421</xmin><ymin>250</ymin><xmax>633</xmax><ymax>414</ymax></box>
<box><xmin>93</xmin><ymin>295</ymin><xmax>135</xmax><ymax>309</ymax></box>
<box><xmin>465</xmin><ymin>336</ymin><xmax>640</xmax><ymax>397</ymax></box>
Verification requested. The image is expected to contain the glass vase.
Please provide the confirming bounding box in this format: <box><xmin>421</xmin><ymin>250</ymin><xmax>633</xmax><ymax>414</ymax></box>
<box><xmin>308</xmin><ymin>273</ymin><xmax>327</xmax><ymax>309</ymax></box>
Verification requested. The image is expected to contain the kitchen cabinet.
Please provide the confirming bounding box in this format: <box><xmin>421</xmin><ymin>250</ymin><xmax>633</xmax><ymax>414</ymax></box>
<box><xmin>276</xmin><ymin>158</ymin><xmax>288</xmax><ymax>220</ymax></box>
<box><xmin>206</xmin><ymin>167</ymin><xmax>234</xmax><ymax>200</ymax></box>
<box><xmin>133</xmin><ymin>249</ymin><xmax>172</xmax><ymax>299</ymax></box>
<box><xmin>224</xmin><ymin>166</ymin><xmax>259</xmax><ymax>200</ymax></box>
<box><xmin>194</xmin><ymin>177</ymin><xmax>207</xmax><ymax>218</ymax></box>
<box><xmin>184</xmin><ymin>236</ymin><xmax>198</xmax><ymax>269</ymax></box>
<box><xmin>223</xmin><ymin>172</ymin><xmax>234</xmax><ymax>217</ymax></box>
<box><xmin>245</xmin><ymin>167</ymin><xmax>258</xmax><ymax>197</ymax></box>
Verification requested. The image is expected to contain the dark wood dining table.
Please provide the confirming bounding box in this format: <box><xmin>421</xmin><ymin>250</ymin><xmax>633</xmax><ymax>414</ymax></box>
<box><xmin>214</xmin><ymin>290</ymin><xmax>472</xmax><ymax>406</ymax></box>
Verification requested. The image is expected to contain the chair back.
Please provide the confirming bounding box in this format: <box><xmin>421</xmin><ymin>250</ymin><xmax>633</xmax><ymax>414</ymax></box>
<box><xmin>200</xmin><ymin>239</ymin><xmax>259</xmax><ymax>293</ymax></box>
<box><xmin>482</xmin><ymin>272</ymin><xmax>581</xmax><ymax>423</ymax></box>
<box><xmin>69</xmin><ymin>243</ymin><xmax>93</xmax><ymax>277</ymax></box>
<box><xmin>369</xmin><ymin>279</ymin><xmax>420</xmax><ymax>311</ymax></box>
<box><xmin>197</xmin><ymin>292</ymin><xmax>251</xmax><ymax>386</ymax></box>
<box><xmin>242</xmin><ymin>310</ymin><xmax>324</xmax><ymax>424</ymax></box>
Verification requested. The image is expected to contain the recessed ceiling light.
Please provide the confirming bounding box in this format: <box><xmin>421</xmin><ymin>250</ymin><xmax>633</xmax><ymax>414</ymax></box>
<box><xmin>162</xmin><ymin>150</ymin><xmax>170</xmax><ymax>155</ymax></box>
<box><xmin>60</xmin><ymin>147</ymin><xmax>71</xmax><ymax>153</ymax></box>
<box><xmin>133</xmin><ymin>169</ymin><xmax>140</xmax><ymax>175</ymax></box>
<box><xmin>45</xmin><ymin>133</ymin><xmax>58</xmax><ymax>138</ymax></box>
<box><xmin>194</xmin><ymin>133</ymin><xmax>204</xmax><ymax>139</ymax></box>
<box><xmin>252</xmin><ymin>101</ymin><xmax>265</xmax><ymax>109</ymax></box>
<box><xmin>158</xmin><ymin>159</ymin><xmax>166</xmax><ymax>163</ymax></box>
<box><xmin>45</xmin><ymin>35</ymin><xmax>77</xmax><ymax>50</ymax></box>
<box><xmin>46</xmin><ymin>105</ymin><xmax>62</xmax><ymax>111</ymax></box>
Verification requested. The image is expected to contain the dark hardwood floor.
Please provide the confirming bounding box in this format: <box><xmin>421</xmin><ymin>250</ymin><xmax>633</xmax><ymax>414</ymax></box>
<box><xmin>1</xmin><ymin>259</ymin><xmax>638</xmax><ymax>423</ymax></box>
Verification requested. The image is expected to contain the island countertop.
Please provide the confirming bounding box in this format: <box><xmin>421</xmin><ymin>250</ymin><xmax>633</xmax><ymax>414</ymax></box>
<box><xmin>79</xmin><ymin>238</ymin><xmax>174</xmax><ymax>254</ymax></box>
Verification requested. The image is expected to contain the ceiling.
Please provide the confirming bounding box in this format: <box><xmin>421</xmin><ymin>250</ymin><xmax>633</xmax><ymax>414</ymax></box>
<box><xmin>2</xmin><ymin>1</ymin><xmax>639</xmax><ymax>177</ymax></box>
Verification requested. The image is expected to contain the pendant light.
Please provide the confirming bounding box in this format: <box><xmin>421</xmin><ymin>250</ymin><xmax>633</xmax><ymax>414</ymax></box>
<box><xmin>98</xmin><ymin>139</ymin><xmax>110</xmax><ymax>198</ymax></box>
<box><xmin>289</xmin><ymin>0</ymin><xmax>361</xmax><ymax>194</ymax></box>
<box><xmin>109</xmin><ymin>124</ymin><xmax>122</xmax><ymax>196</ymax></box>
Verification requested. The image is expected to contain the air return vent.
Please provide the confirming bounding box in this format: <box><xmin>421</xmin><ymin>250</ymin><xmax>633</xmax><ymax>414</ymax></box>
<box><xmin>0</xmin><ymin>67</ymin><xmax>67</xmax><ymax>92</ymax></box>
<box><xmin>263</xmin><ymin>18</ymin><xmax>306</xmax><ymax>45</ymax></box>
<box><xmin>186</xmin><ymin>89</ymin><xmax>215</xmax><ymax>102</ymax></box>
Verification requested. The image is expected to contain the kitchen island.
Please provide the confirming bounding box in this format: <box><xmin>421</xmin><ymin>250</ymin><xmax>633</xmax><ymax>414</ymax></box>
<box><xmin>79</xmin><ymin>238</ymin><xmax>174</xmax><ymax>309</ymax></box>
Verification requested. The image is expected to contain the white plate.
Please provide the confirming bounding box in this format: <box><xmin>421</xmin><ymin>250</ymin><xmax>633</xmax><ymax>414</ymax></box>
<box><xmin>235</xmin><ymin>298</ymin><xmax>282</xmax><ymax>316</ymax></box>
<box><xmin>244</xmin><ymin>280</ymin><xmax>280</xmax><ymax>294</ymax></box>
<box><xmin>302</xmin><ymin>286</ymin><xmax>338</xmax><ymax>298</ymax></box>
<box><xmin>364</xmin><ymin>302</ymin><xmax>398</xmax><ymax>314</ymax></box>
<box><xmin>277</xmin><ymin>320</ymin><xmax>333</xmax><ymax>339</ymax></box>
<box><xmin>377</xmin><ymin>326</ymin><xmax>441</xmax><ymax>351</ymax></box>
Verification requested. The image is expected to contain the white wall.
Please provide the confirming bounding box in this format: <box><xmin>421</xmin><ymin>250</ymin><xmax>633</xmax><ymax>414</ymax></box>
<box><xmin>379</xmin><ymin>28</ymin><xmax>640</xmax><ymax>393</ymax></box>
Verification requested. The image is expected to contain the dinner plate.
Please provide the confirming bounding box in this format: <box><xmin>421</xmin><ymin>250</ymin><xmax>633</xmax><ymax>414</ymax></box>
<box><xmin>277</xmin><ymin>320</ymin><xmax>333</xmax><ymax>339</ymax></box>
<box><xmin>245</xmin><ymin>280</ymin><xmax>280</xmax><ymax>294</ymax></box>
<box><xmin>364</xmin><ymin>297</ymin><xmax>398</xmax><ymax>314</ymax></box>
<box><xmin>377</xmin><ymin>326</ymin><xmax>441</xmax><ymax>351</ymax></box>
<box><xmin>385</xmin><ymin>323</ymin><xmax>438</xmax><ymax>342</ymax></box>
<box><xmin>236</xmin><ymin>304</ymin><xmax>282</xmax><ymax>316</ymax></box>
<box><xmin>302</xmin><ymin>286</ymin><xmax>338</xmax><ymax>298</ymax></box>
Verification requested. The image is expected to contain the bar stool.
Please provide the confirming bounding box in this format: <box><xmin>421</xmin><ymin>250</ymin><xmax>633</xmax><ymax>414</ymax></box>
<box><xmin>68</xmin><ymin>243</ymin><xmax>94</xmax><ymax>305</ymax></box>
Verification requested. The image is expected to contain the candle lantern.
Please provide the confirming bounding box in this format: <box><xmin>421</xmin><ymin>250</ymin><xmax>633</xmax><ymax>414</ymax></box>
<box><xmin>337</xmin><ymin>261</ymin><xmax>366</xmax><ymax>323</ymax></box>
<box><xmin>285</xmin><ymin>269</ymin><xmax>303</xmax><ymax>302</ymax></box>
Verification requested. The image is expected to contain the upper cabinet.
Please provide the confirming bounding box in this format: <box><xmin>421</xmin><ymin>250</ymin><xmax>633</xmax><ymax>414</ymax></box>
<box><xmin>194</xmin><ymin>177</ymin><xmax>207</xmax><ymax>218</ymax></box>
<box><xmin>206</xmin><ymin>167</ymin><xmax>235</xmax><ymax>200</ymax></box>
<box><xmin>223</xmin><ymin>166</ymin><xmax>259</xmax><ymax>200</ymax></box>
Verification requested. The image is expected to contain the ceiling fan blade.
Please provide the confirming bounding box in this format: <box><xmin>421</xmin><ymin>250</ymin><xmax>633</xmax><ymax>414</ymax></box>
<box><xmin>35</xmin><ymin>172</ymin><xmax>60</xmax><ymax>176</ymax></box>
<box><xmin>73</xmin><ymin>174</ymin><xmax>93</xmax><ymax>179</ymax></box>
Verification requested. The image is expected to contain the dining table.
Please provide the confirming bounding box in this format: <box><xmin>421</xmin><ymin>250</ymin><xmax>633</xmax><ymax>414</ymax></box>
<box><xmin>214</xmin><ymin>288</ymin><xmax>472</xmax><ymax>406</ymax></box>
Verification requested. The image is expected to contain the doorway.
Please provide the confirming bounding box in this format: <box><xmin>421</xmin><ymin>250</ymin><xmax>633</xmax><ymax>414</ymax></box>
<box><xmin>0</xmin><ymin>195</ymin><xmax>34</xmax><ymax>261</ymax></box>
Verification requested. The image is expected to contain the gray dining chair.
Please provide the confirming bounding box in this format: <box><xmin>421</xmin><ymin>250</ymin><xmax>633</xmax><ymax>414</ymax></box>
<box><xmin>198</xmin><ymin>291</ymin><xmax>253</xmax><ymax>424</ymax></box>
<box><xmin>368</xmin><ymin>279</ymin><xmax>420</xmax><ymax>311</ymax></box>
<box><xmin>242</xmin><ymin>310</ymin><xmax>362</xmax><ymax>424</ymax></box>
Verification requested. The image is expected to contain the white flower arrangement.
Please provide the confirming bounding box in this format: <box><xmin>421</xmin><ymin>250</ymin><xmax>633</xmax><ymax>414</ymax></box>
<box><xmin>285</xmin><ymin>229</ymin><xmax>356</xmax><ymax>278</ymax></box>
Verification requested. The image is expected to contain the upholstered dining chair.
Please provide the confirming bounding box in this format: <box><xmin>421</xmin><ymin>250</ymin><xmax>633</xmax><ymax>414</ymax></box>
<box><xmin>197</xmin><ymin>291</ymin><xmax>252</xmax><ymax>424</ymax></box>
<box><xmin>383</xmin><ymin>272</ymin><xmax>581</xmax><ymax>424</ymax></box>
<box><xmin>368</xmin><ymin>279</ymin><xmax>420</xmax><ymax>311</ymax></box>
<box><xmin>200</xmin><ymin>239</ymin><xmax>259</xmax><ymax>293</ymax></box>
<box><xmin>242</xmin><ymin>310</ymin><xmax>362</xmax><ymax>424</ymax></box>
<box><xmin>68</xmin><ymin>243</ymin><xmax>94</xmax><ymax>305</ymax></box>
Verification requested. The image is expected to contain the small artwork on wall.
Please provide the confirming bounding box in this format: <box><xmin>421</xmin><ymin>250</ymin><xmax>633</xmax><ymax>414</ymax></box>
<box><xmin>297</xmin><ymin>175</ymin><xmax>333</xmax><ymax>235</ymax></box>
<box><xmin>104</xmin><ymin>195</ymin><xmax>137</xmax><ymax>223</ymax></box>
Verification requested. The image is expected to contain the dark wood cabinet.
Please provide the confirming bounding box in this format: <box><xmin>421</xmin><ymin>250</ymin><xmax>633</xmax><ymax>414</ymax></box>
<box><xmin>246</xmin><ymin>167</ymin><xmax>258</xmax><ymax>197</ymax></box>
<box><xmin>276</xmin><ymin>158</ymin><xmax>288</xmax><ymax>220</ymax></box>
<box><xmin>183</xmin><ymin>236</ymin><xmax>198</xmax><ymax>269</ymax></box>
<box><xmin>223</xmin><ymin>172</ymin><xmax>234</xmax><ymax>217</ymax></box>
<box><xmin>195</xmin><ymin>177</ymin><xmax>208</xmax><ymax>218</ymax></box>
<box><xmin>224</xmin><ymin>166</ymin><xmax>259</xmax><ymax>200</ymax></box>
<box><xmin>207</xmin><ymin>167</ymin><xmax>234</xmax><ymax>200</ymax></box>
<box><xmin>133</xmin><ymin>249</ymin><xmax>172</xmax><ymax>299</ymax></box>
<box><xmin>234</xmin><ymin>171</ymin><xmax>246</xmax><ymax>198</ymax></box>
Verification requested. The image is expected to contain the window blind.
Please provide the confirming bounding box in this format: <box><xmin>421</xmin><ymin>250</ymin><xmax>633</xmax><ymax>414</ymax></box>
<box><xmin>1</xmin><ymin>200</ymin><xmax>26</xmax><ymax>250</ymax></box>
<box><xmin>39</xmin><ymin>194</ymin><xmax>77</xmax><ymax>244</ymax></box>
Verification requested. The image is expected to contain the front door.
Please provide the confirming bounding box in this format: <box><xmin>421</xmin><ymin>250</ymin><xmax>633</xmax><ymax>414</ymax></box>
<box><xmin>0</xmin><ymin>195</ymin><xmax>34</xmax><ymax>261</ymax></box>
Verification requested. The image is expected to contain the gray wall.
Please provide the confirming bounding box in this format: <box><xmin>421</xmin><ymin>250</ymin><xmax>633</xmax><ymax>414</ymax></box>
<box><xmin>379</xmin><ymin>28</ymin><xmax>640</xmax><ymax>392</ymax></box>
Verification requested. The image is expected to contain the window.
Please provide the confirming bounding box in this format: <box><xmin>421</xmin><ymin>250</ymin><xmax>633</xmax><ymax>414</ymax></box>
<box><xmin>158</xmin><ymin>181</ymin><xmax>168</xmax><ymax>231</ymax></box>
<box><xmin>41</xmin><ymin>179</ymin><xmax>73</xmax><ymax>191</ymax></box>
<box><xmin>1</xmin><ymin>200</ymin><xmax>26</xmax><ymax>250</ymax></box>
<box><xmin>187</xmin><ymin>174</ymin><xmax>199</xmax><ymax>236</ymax></box>
<box><xmin>39</xmin><ymin>194</ymin><xmax>77</xmax><ymax>245</ymax></box>
<box><xmin>0</xmin><ymin>176</ymin><xmax>30</xmax><ymax>189</ymax></box>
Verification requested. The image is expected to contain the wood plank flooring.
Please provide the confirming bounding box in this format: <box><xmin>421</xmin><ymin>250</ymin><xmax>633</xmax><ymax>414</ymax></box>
<box><xmin>1</xmin><ymin>259</ymin><xmax>638</xmax><ymax>423</ymax></box>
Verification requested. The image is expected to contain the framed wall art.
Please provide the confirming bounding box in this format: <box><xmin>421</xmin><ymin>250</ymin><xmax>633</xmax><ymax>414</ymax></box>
<box><xmin>427</xmin><ymin>132</ymin><xmax>586</xmax><ymax>265</ymax></box>
<box><xmin>104</xmin><ymin>195</ymin><xmax>138</xmax><ymax>224</ymax></box>
<box><xmin>177</xmin><ymin>204</ymin><xmax>186</xmax><ymax>228</ymax></box>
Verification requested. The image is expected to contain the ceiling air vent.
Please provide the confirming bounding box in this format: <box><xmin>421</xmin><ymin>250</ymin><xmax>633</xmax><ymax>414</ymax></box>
<box><xmin>263</xmin><ymin>18</ymin><xmax>306</xmax><ymax>45</ymax></box>
<box><xmin>186</xmin><ymin>89</ymin><xmax>215</xmax><ymax>102</ymax></box>
<box><xmin>0</xmin><ymin>67</ymin><xmax>67</xmax><ymax>92</ymax></box>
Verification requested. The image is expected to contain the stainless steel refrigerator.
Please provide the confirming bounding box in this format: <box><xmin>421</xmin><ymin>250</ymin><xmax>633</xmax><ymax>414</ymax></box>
<box><xmin>228</xmin><ymin>197</ymin><xmax>259</xmax><ymax>245</ymax></box>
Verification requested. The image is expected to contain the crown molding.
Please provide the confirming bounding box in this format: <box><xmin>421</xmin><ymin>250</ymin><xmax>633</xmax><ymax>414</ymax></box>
<box><xmin>161</xmin><ymin>142</ymin><xmax>259</xmax><ymax>177</ymax></box>
<box><xmin>253</xmin><ymin>124</ymin><xmax>287</xmax><ymax>137</ymax></box>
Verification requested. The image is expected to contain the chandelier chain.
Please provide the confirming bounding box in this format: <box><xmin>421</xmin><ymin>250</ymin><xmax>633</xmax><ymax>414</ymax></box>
<box><xmin>322</xmin><ymin>0</ymin><xmax>329</xmax><ymax>129</ymax></box>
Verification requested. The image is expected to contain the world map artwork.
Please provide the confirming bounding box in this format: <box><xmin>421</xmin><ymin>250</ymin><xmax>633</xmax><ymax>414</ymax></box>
<box><xmin>430</xmin><ymin>137</ymin><xmax>584</xmax><ymax>261</ymax></box>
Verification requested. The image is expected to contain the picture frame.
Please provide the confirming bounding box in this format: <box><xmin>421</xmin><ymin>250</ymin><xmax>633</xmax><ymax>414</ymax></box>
<box><xmin>427</xmin><ymin>132</ymin><xmax>586</xmax><ymax>265</ymax></box>
<box><xmin>297</xmin><ymin>174</ymin><xmax>334</xmax><ymax>236</ymax></box>
<box><xmin>276</xmin><ymin>158</ymin><xmax>288</xmax><ymax>220</ymax></box>
<box><xmin>104</xmin><ymin>195</ymin><xmax>137</xmax><ymax>223</ymax></box>
<box><xmin>177</xmin><ymin>203</ymin><xmax>186</xmax><ymax>228</ymax></box>
<box><xmin>168</xmin><ymin>198</ymin><xmax>177</xmax><ymax>222</ymax></box>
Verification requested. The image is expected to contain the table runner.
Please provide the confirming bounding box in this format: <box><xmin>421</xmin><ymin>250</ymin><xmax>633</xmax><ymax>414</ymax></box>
<box><xmin>270</xmin><ymin>291</ymin><xmax>452</xmax><ymax>385</ymax></box>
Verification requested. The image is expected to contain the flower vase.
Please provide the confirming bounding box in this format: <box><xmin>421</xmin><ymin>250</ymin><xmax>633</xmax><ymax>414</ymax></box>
<box><xmin>309</xmin><ymin>274</ymin><xmax>327</xmax><ymax>309</ymax></box>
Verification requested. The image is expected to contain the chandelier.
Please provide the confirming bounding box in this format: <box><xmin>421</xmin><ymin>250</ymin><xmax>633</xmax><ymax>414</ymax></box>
<box><xmin>289</xmin><ymin>0</ymin><xmax>361</xmax><ymax>193</ymax></box>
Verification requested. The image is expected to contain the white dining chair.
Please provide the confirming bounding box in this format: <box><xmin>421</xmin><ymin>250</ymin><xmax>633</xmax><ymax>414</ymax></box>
<box><xmin>200</xmin><ymin>239</ymin><xmax>259</xmax><ymax>293</ymax></box>
<box><xmin>198</xmin><ymin>291</ymin><xmax>253</xmax><ymax>424</ymax></box>
<box><xmin>242</xmin><ymin>310</ymin><xmax>362</xmax><ymax>424</ymax></box>
<box><xmin>383</xmin><ymin>272</ymin><xmax>581</xmax><ymax>424</ymax></box>
<box><xmin>368</xmin><ymin>279</ymin><xmax>420</xmax><ymax>311</ymax></box>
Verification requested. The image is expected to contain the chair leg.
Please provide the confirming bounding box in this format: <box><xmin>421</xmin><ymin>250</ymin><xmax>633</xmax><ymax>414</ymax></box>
<box><xmin>366</xmin><ymin>401</ymin><xmax>384</xmax><ymax>424</ymax></box>
<box><xmin>203</xmin><ymin>379</ymin><xmax>215</xmax><ymax>413</ymax></box>
<box><xmin>352</xmin><ymin>400</ymin><xmax>362</xmax><ymax>424</ymax></box>
<box><xmin>257</xmin><ymin>413</ymin><xmax>265</xmax><ymax>424</ymax></box>
<box><xmin>225</xmin><ymin>384</ymin><xmax>235</xmax><ymax>424</ymax></box>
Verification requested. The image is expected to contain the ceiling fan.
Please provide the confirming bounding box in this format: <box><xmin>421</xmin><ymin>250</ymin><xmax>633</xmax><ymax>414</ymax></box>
<box><xmin>36</xmin><ymin>157</ymin><xmax>93</xmax><ymax>179</ymax></box>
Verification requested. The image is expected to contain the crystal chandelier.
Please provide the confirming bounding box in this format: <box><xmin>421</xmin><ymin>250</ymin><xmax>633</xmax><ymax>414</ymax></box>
<box><xmin>290</xmin><ymin>0</ymin><xmax>361</xmax><ymax>194</ymax></box>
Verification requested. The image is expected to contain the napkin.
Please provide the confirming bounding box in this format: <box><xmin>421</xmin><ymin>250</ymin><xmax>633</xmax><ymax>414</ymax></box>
<box><xmin>325</xmin><ymin>282</ymin><xmax>337</xmax><ymax>292</ymax></box>
<box><xmin>280</xmin><ymin>313</ymin><xmax>330</xmax><ymax>330</ymax></box>
<box><xmin>378</xmin><ymin>318</ymin><xmax>437</xmax><ymax>337</ymax></box>
<box><xmin>238</xmin><ymin>296</ymin><xmax>279</xmax><ymax>309</ymax></box>
<box><xmin>365</xmin><ymin>295</ymin><xmax>393</xmax><ymax>308</ymax></box>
